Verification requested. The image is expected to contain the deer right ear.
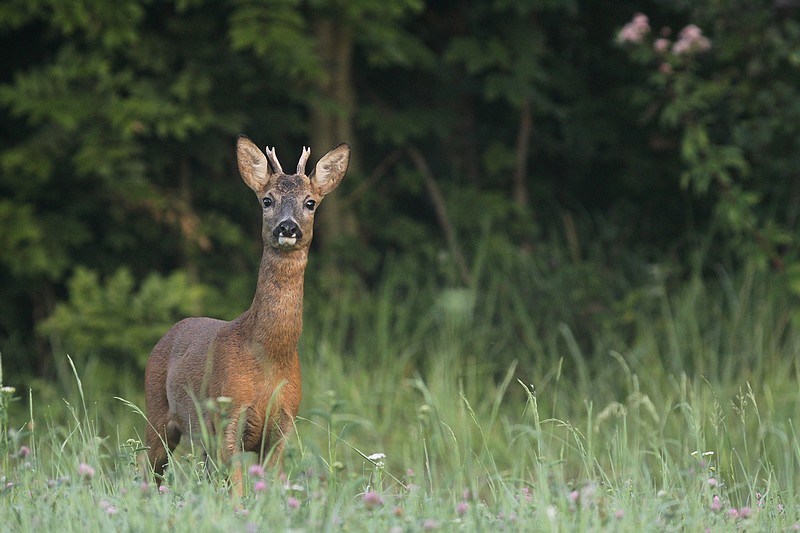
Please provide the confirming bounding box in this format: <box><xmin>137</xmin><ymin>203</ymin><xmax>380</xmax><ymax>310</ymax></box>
<box><xmin>236</xmin><ymin>135</ymin><xmax>270</xmax><ymax>192</ymax></box>
<box><xmin>310</xmin><ymin>142</ymin><xmax>350</xmax><ymax>197</ymax></box>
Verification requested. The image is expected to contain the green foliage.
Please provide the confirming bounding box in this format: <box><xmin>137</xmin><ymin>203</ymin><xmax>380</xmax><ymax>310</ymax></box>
<box><xmin>229</xmin><ymin>0</ymin><xmax>323</xmax><ymax>82</ymax></box>
<box><xmin>618</xmin><ymin>2</ymin><xmax>800</xmax><ymax>268</ymax></box>
<box><xmin>442</xmin><ymin>1</ymin><xmax>563</xmax><ymax>108</ymax></box>
<box><xmin>39</xmin><ymin>267</ymin><xmax>208</xmax><ymax>369</ymax></box>
<box><xmin>0</xmin><ymin>200</ymin><xmax>76</xmax><ymax>280</ymax></box>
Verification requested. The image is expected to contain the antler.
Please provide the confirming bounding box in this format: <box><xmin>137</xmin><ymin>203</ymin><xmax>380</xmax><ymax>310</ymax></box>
<box><xmin>296</xmin><ymin>147</ymin><xmax>311</xmax><ymax>175</ymax></box>
<box><xmin>265</xmin><ymin>147</ymin><xmax>284</xmax><ymax>174</ymax></box>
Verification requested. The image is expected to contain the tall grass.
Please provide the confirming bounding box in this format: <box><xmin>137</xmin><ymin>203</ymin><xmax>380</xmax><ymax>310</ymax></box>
<box><xmin>2</xmin><ymin>242</ymin><xmax>800</xmax><ymax>530</ymax></box>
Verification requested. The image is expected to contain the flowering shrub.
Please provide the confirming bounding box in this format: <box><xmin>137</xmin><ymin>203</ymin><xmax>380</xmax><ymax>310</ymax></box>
<box><xmin>617</xmin><ymin>13</ymin><xmax>650</xmax><ymax>44</ymax></box>
<box><xmin>671</xmin><ymin>25</ymin><xmax>711</xmax><ymax>55</ymax></box>
<box><xmin>617</xmin><ymin>6</ymin><xmax>799</xmax><ymax>271</ymax></box>
<box><xmin>616</xmin><ymin>13</ymin><xmax>712</xmax><ymax>70</ymax></box>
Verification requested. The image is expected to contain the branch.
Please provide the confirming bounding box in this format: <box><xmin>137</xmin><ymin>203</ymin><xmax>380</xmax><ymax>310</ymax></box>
<box><xmin>340</xmin><ymin>148</ymin><xmax>403</xmax><ymax>209</ymax></box>
<box><xmin>407</xmin><ymin>146</ymin><xmax>472</xmax><ymax>286</ymax></box>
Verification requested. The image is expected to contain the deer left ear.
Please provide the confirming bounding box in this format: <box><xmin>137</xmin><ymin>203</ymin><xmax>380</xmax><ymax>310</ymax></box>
<box><xmin>236</xmin><ymin>135</ymin><xmax>270</xmax><ymax>192</ymax></box>
<box><xmin>310</xmin><ymin>143</ymin><xmax>350</xmax><ymax>197</ymax></box>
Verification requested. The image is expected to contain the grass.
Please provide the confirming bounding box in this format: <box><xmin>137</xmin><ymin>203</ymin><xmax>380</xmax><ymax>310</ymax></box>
<box><xmin>2</xmin><ymin>246</ymin><xmax>800</xmax><ymax>531</ymax></box>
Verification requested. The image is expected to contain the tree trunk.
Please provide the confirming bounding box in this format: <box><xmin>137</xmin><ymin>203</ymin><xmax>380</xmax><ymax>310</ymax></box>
<box><xmin>32</xmin><ymin>283</ymin><xmax>58</xmax><ymax>378</ymax></box>
<box><xmin>451</xmin><ymin>93</ymin><xmax>481</xmax><ymax>186</ymax></box>
<box><xmin>513</xmin><ymin>98</ymin><xmax>532</xmax><ymax>210</ymax></box>
<box><xmin>179</xmin><ymin>156</ymin><xmax>199</xmax><ymax>285</ymax></box>
<box><xmin>309</xmin><ymin>17</ymin><xmax>359</xmax><ymax>249</ymax></box>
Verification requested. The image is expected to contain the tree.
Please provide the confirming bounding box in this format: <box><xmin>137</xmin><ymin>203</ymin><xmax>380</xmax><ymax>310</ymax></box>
<box><xmin>230</xmin><ymin>0</ymin><xmax>427</xmax><ymax>251</ymax></box>
<box><xmin>4</xmin><ymin>0</ymin><xmax>799</xmax><ymax>387</ymax></box>
<box><xmin>443</xmin><ymin>1</ymin><xmax>577</xmax><ymax>211</ymax></box>
<box><xmin>0</xmin><ymin>0</ymin><xmax>265</xmax><ymax>377</ymax></box>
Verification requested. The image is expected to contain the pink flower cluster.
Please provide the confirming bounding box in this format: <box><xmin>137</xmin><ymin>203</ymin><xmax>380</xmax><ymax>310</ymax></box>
<box><xmin>363</xmin><ymin>490</ymin><xmax>384</xmax><ymax>509</ymax></box>
<box><xmin>710</xmin><ymin>495</ymin><xmax>722</xmax><ymax>511</ymax></box>
<box><xmin>78</xmin><ymin>463</ymin><xmax>95</xmax><ymax>479</ymax></box>
<box><xmin>728</xmin><ymin>506</ymin><xmax>752</xmax><ymax>519</ymax></box>
<box><xmin>99</xmin><ymin>499</ymin><xmax>119</xmax><ymax>515</ymax></box>
<box><xmin>618</xmin><ymin>13</ymin><xmax>712</xmax><ymax>56</ymax></box>
<box><xmin>710</xmin><ymin>494</ymin><xmax>755</xmax><ymax>521</ymax></box>
<box><xmin>671</xmin><ymin>24</ymin><xmax>711</xmax><ymax>55</ymax></box>
<box><xmin>617</xmin><ymin>13</ymin><xmax>651</xmax><ymax>44</ymax></box>
<box><xmin>247</xmin><ymin>464</ymin><xmax>268</xmax><ymax>493</ymax></box>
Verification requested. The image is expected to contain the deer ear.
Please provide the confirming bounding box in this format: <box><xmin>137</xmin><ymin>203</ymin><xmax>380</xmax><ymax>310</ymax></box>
<box><xmin>236</xmin><ymin>135</ymin><xmax>270</xmax><ymax>192</ymax></box>
<box><xmin>310</xmin><ymin>142</ymin><xmax>350</xmax><ymax>196</ymax></box>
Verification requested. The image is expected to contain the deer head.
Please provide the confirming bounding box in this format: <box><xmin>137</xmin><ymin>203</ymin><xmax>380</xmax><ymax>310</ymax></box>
<box><xmin>236</xmin><ymin>135</ymin><xmax>350</xmax><ymax>251</ymax></box>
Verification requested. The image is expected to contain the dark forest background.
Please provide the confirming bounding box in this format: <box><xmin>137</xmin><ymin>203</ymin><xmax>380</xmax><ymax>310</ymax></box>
<box><xmin>2</xmin><ymin>0</ymin><xmax>800</xmax><ymax>400</ymax></box>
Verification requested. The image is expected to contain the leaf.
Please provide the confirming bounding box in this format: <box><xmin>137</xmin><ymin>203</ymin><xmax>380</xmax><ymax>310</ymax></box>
<box><xmin>229</xmin><ymin>0</ymin><xmax>323</xmax><ymax>81</ymax></box>
<box><xmin>39</xmin><ymin>267</ymin><xmax>212</xmax><ymax>368</ymax></box>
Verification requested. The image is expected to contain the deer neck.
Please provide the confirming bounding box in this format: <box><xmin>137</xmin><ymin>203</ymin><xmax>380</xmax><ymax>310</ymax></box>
<box><xmin>242</xmin><ymin>246</ymin><xmax>308</xmax><ymax>364</ymax></box>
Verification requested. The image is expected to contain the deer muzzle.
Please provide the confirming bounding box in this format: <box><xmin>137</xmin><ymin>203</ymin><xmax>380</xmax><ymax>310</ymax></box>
<box><xmin>273</xmin><ymin>219</ymin><xmax>303</xmax><ymax>247</ymax></box>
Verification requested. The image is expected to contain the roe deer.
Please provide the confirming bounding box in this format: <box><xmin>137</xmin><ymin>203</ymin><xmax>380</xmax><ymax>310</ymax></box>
<box><xmin>144</xmin><ymin>135</ymin><xmax>350</xmax><ymax>479</ymax></box>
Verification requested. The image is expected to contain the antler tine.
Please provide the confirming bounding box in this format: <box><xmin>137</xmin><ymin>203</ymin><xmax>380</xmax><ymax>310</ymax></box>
<box><xmin>265</xmin><ymin>146</ymin><xmax>284</xmax><ymax>174</ymax></box>
<box><xmin>296</xmin><ymin>146</ymin><xmax>311</xmax><ymax>175</ymax></box>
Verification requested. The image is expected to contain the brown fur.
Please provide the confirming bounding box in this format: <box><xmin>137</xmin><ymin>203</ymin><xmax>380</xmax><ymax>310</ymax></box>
<box><xmin>144</xmin><ymin>136</ymin><xmax>350</xmax><ymax>478</ymax></box>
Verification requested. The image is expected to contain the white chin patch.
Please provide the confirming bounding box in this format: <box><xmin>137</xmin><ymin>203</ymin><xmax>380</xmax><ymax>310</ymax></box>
<box><xmin>278</xmin><ymin>236</ymin><xmax>297</xmax><ymax>246</ymax></box>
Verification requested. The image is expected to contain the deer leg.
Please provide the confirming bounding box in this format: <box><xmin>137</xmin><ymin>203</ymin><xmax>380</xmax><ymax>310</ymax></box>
<box><xmin>144</xmin><ymin>346</ymin><xmax>182</xmax><ymax>480</ymax></box>
<box><xmin>264</xmin><ymin>411</ymin><xmax>295</xmax><ymax>469</ymax></box>
<box><xmin>145</xmin><ymin>372</ymin><xmax>181</xmax><ymax>479</ymax></box>
<box><xmin>222</xmin><ymin>409</ymin><xmax>254</xmax><ymax>495</ymax></box>
<box><xmin>144</xmin><ymin>423</ymin><xmax>167</xmax><ymax>478</ymax></box>
<box><xmin>145</xmin><ymin>416</ymin><xmax>181</xmax><ymax>479</ymax></box>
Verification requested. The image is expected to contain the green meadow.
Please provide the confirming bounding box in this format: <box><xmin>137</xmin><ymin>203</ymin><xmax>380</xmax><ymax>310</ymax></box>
<box><xmin>3</xmin><ymin>241</ymin><xmax>799</xmax><ymax>532</ymax></box>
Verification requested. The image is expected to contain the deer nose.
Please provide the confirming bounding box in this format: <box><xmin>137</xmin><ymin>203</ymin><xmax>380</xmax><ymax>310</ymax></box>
<box><xmin>273</xmin><ymin>220</ymin><xmax>302</xmax><ymax>239</ymax></box>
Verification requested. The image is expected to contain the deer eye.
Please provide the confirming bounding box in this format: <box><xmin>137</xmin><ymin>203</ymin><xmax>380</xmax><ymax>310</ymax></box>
<box><xmin>262</xmin><ymin>197</ymin><xmax>273</xmax><ymax>208</ymax></box>
<box><xmin>305</xmin><ymin>199</ymin><xmax>316</xmax><ymax>211</ymax></box>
